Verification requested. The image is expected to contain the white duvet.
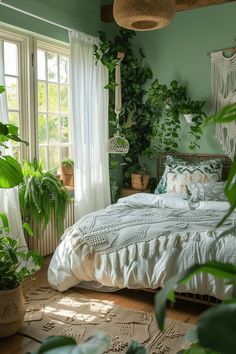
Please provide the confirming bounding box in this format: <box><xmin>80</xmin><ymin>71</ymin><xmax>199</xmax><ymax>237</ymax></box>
<box><xmin>48</xmin><ymin>193</ymin><xmax>236</xmax><ymax>299</ymax></box>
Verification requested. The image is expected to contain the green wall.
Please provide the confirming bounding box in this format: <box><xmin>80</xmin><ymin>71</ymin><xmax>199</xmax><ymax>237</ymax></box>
<box><xmin>0</xmin><ymin>0</ymin><xmax>103</xmax><ymax>42</ymax></box>
<box><xmin>133</xmin><ymin>2</ymin><xmax>236</xmax><ymax>158</ymax></box>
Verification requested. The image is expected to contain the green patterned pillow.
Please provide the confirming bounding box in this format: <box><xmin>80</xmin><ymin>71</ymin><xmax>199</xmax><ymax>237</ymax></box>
<box><xmin>154</xmin><ymin>156</ymin><xmax>188</xmax><ymax>194</ymax></box>
<box><xmin>165</xmin><ymin>159</ymin><xmax>223</xmax><ymax>195</ymax></box>
<box><xmin>155</xmin><ymin>157</ymin><xmax>223</xmax><ymax>195</ymax></box>
<box><xmin>188</xmin><ymin>182</ymin><xmax>227</xmax><ymax>202</ymax></box>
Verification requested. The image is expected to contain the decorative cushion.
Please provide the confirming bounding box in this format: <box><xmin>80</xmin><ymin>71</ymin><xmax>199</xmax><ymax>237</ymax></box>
<box><xmin>188</xmin><ymin>182</ymin><xmax>227</xmax><ymax>202</ymax></box>
<box><xmin>165</xmin><ymin>160</ymin><xmax>223</xmax><ymax>195</ymax></box>
<box><xmin>155</xmin><ymin>157</ymin><xmax>223</xmax><ymax>195</ymax></box>
<box><xmin>154</xmin><ymin>156</ymin><xmax>188</xmax><ymax>194</ymax></box>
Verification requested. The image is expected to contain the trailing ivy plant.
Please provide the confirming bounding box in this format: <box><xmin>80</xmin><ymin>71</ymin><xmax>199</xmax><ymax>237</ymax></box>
<box><xmin>94</xmin><ymin>30</ymin><xmax>206</xmax><ymax>195</ymax></box>
<box><xmin>94</xmin><ymin>29</ymin><xmax>157</xmax><ymax>191</ymax></box>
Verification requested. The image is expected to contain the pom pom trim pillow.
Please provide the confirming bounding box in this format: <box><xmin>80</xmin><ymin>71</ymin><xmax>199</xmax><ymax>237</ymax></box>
<box><xmin>155</xmin><ymin>156</ymin><xmax>188</xmax><ymax>194</ymax></box>
<box><xmin>188</xmin><ymin>182</ymin><xmax>227</xmax><ymax>202</ymax></box>
<box><xmin>155</xmin><ymin>157</ymin><xmax>223</xmax><ymax>195</ymax></box>
<box><xmin>165</xmin><ymin>159</ymin><xmax>223</xmax><ymax>195</ymax></box>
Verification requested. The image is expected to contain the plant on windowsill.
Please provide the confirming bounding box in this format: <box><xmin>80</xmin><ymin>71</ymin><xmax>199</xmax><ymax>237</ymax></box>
<box><xmin>18</xmin><ymin>160</ymin><xmax>70</xmax><ymax>240</ymax></box>
<box><xmin>0</xmin><ymin>213</ymin><xmax>43</xmax><ymax>338</ymax></box>
<box><xmin>60</xmin><ymin>159</ymin><xmax>74</xmax><ymax>187</ymax></box>
<box><xmin>131</xmin><ymin>164</ymin><xmax>150</xmax><ymax>190</ymax></box>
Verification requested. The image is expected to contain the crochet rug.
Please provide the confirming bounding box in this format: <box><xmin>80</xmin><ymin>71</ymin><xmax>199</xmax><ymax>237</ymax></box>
<box><xmin>20</xmin><ymin>286</ymin><xmax>192</xmax><ymax>354</ymax></box>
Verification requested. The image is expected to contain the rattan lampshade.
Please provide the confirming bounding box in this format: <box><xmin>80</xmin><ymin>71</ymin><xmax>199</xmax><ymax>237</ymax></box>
<box><xmin>113</xmin><ymin>0</ymin><xmax>176</xmax><ymax>31</ymax></box>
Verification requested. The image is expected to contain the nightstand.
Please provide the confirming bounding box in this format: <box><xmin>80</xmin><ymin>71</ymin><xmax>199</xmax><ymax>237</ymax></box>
<box><xmin>120</xmin><ymin>188</ymin><xmax>151</xmax><ymax>197</ymax></box>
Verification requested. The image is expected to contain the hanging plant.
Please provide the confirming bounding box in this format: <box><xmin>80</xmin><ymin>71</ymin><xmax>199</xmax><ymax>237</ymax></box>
<box><xmin>94</xmin><ymin>29</ymin><xmax>158</xmax><ymax>193</ymax></box>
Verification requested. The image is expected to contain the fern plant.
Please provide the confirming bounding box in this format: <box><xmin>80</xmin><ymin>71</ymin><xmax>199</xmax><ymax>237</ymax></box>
<box><xmin>18</xmin><ymin>161</ymin><xmax>70</xmax><ymax>238</ymax></box>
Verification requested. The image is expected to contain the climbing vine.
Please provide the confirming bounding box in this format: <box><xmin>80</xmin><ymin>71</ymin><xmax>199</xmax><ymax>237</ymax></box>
<box><xmin>94</xmin><ymin>29</ymin><xmax>206</xmax><ymax>200</ymax></box>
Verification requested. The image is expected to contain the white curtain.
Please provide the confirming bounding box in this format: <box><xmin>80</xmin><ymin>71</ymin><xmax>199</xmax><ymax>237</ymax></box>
<box><xmin>0</xmin><ymin>40</ymin><xmax>26</xmax><ymax>248</ymax></box>
<box><xmin>69</xmin><ymin>30</ymin><xmax>111</xmax><ymax>221</ymax></box>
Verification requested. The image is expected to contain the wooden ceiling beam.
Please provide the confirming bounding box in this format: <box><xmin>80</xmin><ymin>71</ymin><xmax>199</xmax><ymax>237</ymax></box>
<box><xmin>101</xmin><ymin>0</ymin><xmax>236</xmax><ymax>23</ymax></box>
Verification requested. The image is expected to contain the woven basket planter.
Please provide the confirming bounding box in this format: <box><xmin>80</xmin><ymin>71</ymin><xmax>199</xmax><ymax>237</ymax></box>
<box><xmin>0</xmin><ymin>286</ymin><xmax>26</xmax><ymax>338</ymax></box>
<box><xmin>131</xmin><ymin>173</ymin><xmax>150</xmax><ymax>190</ymax></box>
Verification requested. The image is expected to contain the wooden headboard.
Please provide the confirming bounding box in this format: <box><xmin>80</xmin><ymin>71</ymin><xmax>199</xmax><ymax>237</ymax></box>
<box><xmin>157</xmin><ymin>153</ymin><xmax>232</xmax><ymax>183</ymax></box>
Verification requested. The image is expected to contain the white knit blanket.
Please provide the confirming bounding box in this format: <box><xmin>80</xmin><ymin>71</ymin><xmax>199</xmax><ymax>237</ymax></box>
<box><xmin>48</xmin><ymin>194</ymin><xmax>236</xmax><ymax>299</ymax></box>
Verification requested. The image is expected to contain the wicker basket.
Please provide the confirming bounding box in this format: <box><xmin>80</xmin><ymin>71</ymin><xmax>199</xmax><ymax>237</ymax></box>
<box><xmin>131</xmin><ymin>173</ymin><xmax>150</xmax><ymax>190</ymax></box>
<box><xmin>0</xmin><ymin>286</ymin><xmax>26</xmax><ymax>338</ymax></box>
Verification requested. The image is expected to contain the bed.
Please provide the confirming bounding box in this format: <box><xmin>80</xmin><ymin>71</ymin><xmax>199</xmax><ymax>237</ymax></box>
<box><xmin>48</xmin><ymin>153</ymin><xmax>236</xmax><ymax>300</ymax></box>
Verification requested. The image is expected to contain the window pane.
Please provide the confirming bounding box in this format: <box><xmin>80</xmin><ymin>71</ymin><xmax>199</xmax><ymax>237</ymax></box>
<box><xmin>4</xmin><ymin>41</ymin><xmax>18</xmax><ymax>76</ymax></box>
<box><xmin>39</xmin><ymin>146</ymin><xmax>47</xmax><ymax>169</ymax></box>
<box><xmin>59</xmin><ymin>56</ymin><xmax>69</xmax><ymax>84</ymax></box>
<box><xmin>48</xmin><ymin>145</ymin><xmax>59</xmax><ymax>170</ymax></box>
<box><xmin>8</xmin><ymin>111</ymin><xmax>19</xmax><ymax>127</ymax></box>
<box><xmin>5</xmin><ymin>76</ymin><xmax>18</xmax><ymax>109</ymax></box>
<box><xmin>60</xmin><ymin>85</ymin><xmax>69</xmax><ymax>113</ymax></box>
<box><xmin>60</xmin><ymin>115</ymin><xmax>69</xmax><ymax>143</ymax></box>
<box><xmin>47</xmin><ymin>52</ymin><xmax>58</xmax><ymax>82</ymax></box>
<box><xmin>37</xmin><ymin>50</ymin><xmax>46</xmax><ymax>80</ymax></box>
<box><xmin>61</xmin><ymin>145</ymin><xmax>70</xmax><ymax>161</ymax></box>
<box><xmin>48</xmin><ymin>114</ymin><xmax>59</xmax><ymax>143</ymax></box>
<box><xmin>48</xmin><ymin>83</ymin><xmax>58</xmax><ymax>112</ymax></box>
<box><xmin>38</xmin><ymin>114</ymin><xmax>47</xmax><ymax>144</ymax></box>
<box><xmin>38</xmin><ymin>82</ymin><xmax>47</xmax><ymax>112</ymax></box>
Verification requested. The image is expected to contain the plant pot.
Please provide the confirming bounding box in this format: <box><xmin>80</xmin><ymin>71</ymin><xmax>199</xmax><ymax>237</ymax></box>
<box><xmin>131</xmin><ymin>173</ymin><xmax>150</xmax><ymax>190</ymax></box>
<box><xmin>60</xmin><ymin>165</ymin><xmax>74</xmax><ymax>187</ymax></box>
<box><xmin>0</xmin><ymin>286</ymin><xmax>26</xmax><ymax>338</ymax></box>
<box><xmin>183</xmin><ymin>113</ymin><xmax>194</xmax><ymax>124</ymax></box>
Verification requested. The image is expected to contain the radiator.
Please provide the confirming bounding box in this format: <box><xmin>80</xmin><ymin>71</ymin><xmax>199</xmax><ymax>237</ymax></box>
<box><xmin>26</xmin><ymin>200</ymin><xmax>74</xmax><ymax>256</ymax></box>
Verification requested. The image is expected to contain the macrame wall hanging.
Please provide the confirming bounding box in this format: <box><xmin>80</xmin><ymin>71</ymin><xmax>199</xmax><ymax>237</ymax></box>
<box><xmin>107</xmin><ymin>52</ymin><xmax>129</xmax><ymax>154</ymax></box>
<box><xmin>210</xmin><ymin>49</ymin><xmax>236</xmax><ymax>160</ymax></box>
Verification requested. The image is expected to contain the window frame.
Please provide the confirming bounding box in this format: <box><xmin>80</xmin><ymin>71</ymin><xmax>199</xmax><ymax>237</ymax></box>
<box><xmin>34</xmin><ymin>38</ymin><xmax>72</xmax><ymax>170</ymax></box>
<box><xmin>0</xmin><ymin>23</ymin><xmax>72</xmax><ymax>169</ymax></box>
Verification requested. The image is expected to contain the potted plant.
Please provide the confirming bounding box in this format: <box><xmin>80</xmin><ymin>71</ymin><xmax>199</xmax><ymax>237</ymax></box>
<box><xmin>0</xmin><ymin>214</ymin><xmax>43</xmax><ymax>338</ymax></box>
<box><xmin>180</xmin><ymin>99</ymin><xmax>206</xmax><ymax>124</ymax></box>
<box><xmin>131</xmin><ymin>164</ymin><xmax>150</xmax><ymax>190</ymax></box>
<box><xmin>60</xmin><ymin>159</ymin><xmax>74</xmax><ymax>187</ymax></box>
<box><xmin>18</xmin><ymin>160</ymin><xmax>70</xmax><ymax>255</ymax></box>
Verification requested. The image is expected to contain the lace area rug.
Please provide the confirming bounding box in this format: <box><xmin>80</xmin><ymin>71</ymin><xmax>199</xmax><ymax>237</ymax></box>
<box><xmin>20</xmin><ymin>286</ymin><xmax>192</xmax><ymax>354</ymax></box>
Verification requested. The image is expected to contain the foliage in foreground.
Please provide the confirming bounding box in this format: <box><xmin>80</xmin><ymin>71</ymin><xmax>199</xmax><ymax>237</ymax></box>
<box><xmin>0</xmin><ymin>85</ymin><xmax>28</xmax><ymax>188</ymax></box>
<box><xmin>0</xmin><ymin>213</ymin><xmax>43</xmax><ymax>290</ymax></box>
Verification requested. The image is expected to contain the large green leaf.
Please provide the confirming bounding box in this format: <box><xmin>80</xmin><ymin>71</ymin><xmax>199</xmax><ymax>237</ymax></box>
<box><xmin>28</xmin><ymin>336</ymin><xmax>76</xmax><ymax>354</ymax></box>
<box><xmin>28</xmin><ymin>334</ymin><xmax>109</xmax><ymax>354</ymax></box>
<box><xmin>198</xmin><ymin>303</ymin><xmax>236</xmax><ymax>354</ymax></box>
<box><xmin>126</xmin><ymin>341</ymin><xmax>147</xmax><ymax>354</ymax></box>
<box><xmin>155</xmin><ymin>261</ymin><xmax>236</xmax><ymax>331</ymax></box>
<box><xmin>204</xmin><ymin>103</ymin><xmax>236</xmax><ymax>125</ymax></box>
<box><xmin>0</xmin><ymin>122</ymin><xmax>8</xmax><ymax>135</ymax></box>
<box><xmin>0</xmin><ymin>155</ymin><xmax>23</xmax><ymax>188</ymax></box>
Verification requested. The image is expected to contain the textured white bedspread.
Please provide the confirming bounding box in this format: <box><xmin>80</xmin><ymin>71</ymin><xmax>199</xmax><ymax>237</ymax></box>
<box><xmin>48</xmin><ymin>193</ymin><xmax>236</xmax><ymax>299</ymax></box>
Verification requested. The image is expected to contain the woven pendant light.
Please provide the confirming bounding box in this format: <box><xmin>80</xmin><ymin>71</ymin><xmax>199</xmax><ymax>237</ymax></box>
<box><xmin>107</xmin><ymin>52</ymin><xmax>129</xmax><ymax>154</ymax></box>
<box><xmin>113</xmin><ymin>0</ymin><xmax>176</xmax><ymax>31</ymax></box>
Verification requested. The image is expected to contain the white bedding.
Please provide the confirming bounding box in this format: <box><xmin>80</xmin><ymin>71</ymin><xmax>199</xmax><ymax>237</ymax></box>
<box><xmin>48</xmin><ymin>193</ymin><xmax>236</xmax><ymax>299</ymax></box>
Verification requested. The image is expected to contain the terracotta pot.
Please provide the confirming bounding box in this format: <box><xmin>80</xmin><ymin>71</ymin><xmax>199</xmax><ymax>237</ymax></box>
<box><xmin>0</xmin><ymin>286</ymin><xmax>26</xmax><ymax>338</ymax></box>
<box><xmin>60</xmin><ymin>164</ymin><xmax>74</xmax><ymax>187</ymax></box>
<box><xmin>131</xmin><ymin>173</ymin><xmax>150</xmax><ymax>190</ymax></box>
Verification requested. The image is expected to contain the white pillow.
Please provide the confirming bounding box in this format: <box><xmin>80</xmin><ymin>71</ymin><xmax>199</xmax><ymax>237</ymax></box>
<box><xmin>195</xmin><ymin>201</ymin><xmax>231</xmax><ymax>211</ymax></box>
<box><xmin>118</xmin><ymin>193</ymin><xmax>191</xmax><ymax>210</ymax></box>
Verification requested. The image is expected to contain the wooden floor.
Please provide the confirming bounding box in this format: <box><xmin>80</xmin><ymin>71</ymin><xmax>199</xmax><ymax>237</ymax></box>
<box><xmin>0</xmin><ymin>256</ymin><xmax>208</xmax><ymax>354</ymax></box>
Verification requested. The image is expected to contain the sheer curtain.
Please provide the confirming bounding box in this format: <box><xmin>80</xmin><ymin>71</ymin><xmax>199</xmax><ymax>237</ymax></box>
<box><xmin>69</xmin><ymin>30</ymin><xmax>111</xmax><ymax>221</ymax></box>
<box><xmin>0</xmin><ymin>40</ymin><xmax>26</xmax><ymax>248</ymax></box>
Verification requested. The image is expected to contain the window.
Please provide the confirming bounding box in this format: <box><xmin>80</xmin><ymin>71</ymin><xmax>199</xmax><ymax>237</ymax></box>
<box><xmin>36</xmin><ymin>41</ymin><xmax>72</xmax><ymax>170</ymax></box>
<box><xmin>1</xmin><ymin>26</ymin><xmax>72</xmax><ymax>170</ymax></box>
